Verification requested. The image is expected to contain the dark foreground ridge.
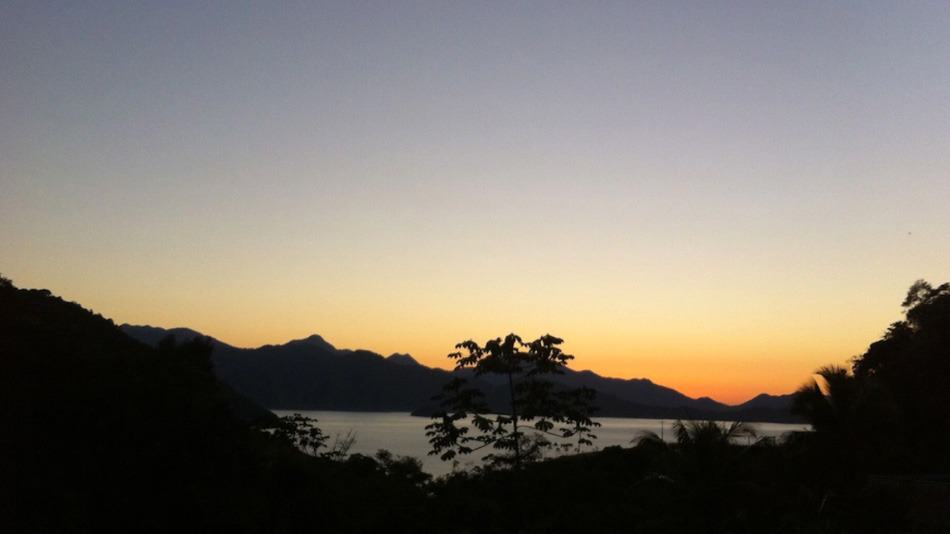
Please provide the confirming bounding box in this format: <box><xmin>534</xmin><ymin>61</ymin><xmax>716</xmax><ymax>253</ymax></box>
<box><xmin>1</xmin><ymin>280</ymin><xmax>432</xmax><ymax>532</ymax></box>
<box><xmin>121</xmin><ymin>324</ymin><xmax>801</xmax><ymax>423</ymax></box>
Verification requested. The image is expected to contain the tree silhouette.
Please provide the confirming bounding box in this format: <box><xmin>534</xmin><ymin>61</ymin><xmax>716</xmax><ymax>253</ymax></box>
<box><xmin>267</xmin><ymin>412</ymin><xmax>329</xmax><ymax>456</ymax></box>
<box><xmin>791</xmin><ymin>365</ymin><xmax>859</xmax><ymax>436</ymax></box>
<box><xmin>425</xmin><ymin>333</ymin><xmax>599</xmax><ymax>469</ymax></box>
<box><xmin>793</xmin><ymin>279</ymin><xmax>950</xmax><ymax>472</ymax></box>
<box><xmin>671</xmin><ymin>420</ymin><xmax>757</xmax><ymax>448</ymax></box>
<box><xmin>636</xmin><ymin>420</ymin><xmax>758</xmax><ymax>475</ymax></box>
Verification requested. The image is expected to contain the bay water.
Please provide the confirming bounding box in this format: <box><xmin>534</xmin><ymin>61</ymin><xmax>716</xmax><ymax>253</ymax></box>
<box><xmin>273</xmin><ymin>410</ymin><xmax>809</xmax><ymax>476</ymax></box>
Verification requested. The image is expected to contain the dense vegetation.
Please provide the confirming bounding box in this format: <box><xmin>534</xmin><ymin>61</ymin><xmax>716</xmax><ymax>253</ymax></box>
<box><xmin>792</xmin><ymin>280</ymin><xmax>950</xmax><ymax>475</ymax></box>
<box><xmin>3</xmin><ymin>276</ymin><xmax>948</xmax><ymax>532</ymax></box>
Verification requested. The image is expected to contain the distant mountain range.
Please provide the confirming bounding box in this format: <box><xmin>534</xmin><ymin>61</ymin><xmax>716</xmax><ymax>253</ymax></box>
<box><xmin>120</xmin><ymin>325</ymin><xmax>801</xmax><ymax>423</ymax></box>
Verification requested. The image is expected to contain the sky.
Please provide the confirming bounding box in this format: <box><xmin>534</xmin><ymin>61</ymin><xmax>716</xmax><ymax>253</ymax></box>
<box><xmin>2</xmin><ymin>1</ymin><xmax>949</xmax><ymax>403</ymax></box>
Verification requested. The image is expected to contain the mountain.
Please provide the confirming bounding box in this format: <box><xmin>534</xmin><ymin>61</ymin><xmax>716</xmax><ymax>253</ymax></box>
<box><xmin>546</xmin><ymin>371</ymin><xmax>795</xmax><ymax>421</ymax></box>
<box><xmin>122</xmin><ymin>325</ymin><xmax>459</xmax><ymax>411</ymax></box>
<box><xmin>119</xmin><ymin>324</ymin><xmax>233</xmax><ymax>349</ymax></box>
<box><xmin>387</xmin><ymin>353</ymin><xmax>422</xmax><ymax>366</ymax></box>
<box><xmin>122</xmin><ymin>325</ymin><xmax>800</xmax><ymax>422</ymax></box>
<box><xmin>735</xmin><ymin>393</ymin><xmax>795</xmax><ymax>411</ymax></box>
<box><xmin>281</xmin><ymin>333</ymin><xmax>336</xmax><ymax>353</ymax></box>
<box><xmin>556</xmin><ymin>369</ymin><xmax>729</xmax><ymax>410</ymax></box>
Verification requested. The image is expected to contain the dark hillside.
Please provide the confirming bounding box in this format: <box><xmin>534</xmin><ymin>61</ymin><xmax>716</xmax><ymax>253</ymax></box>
<box><xmin>0</xmin><ymin>280</ymin><xmax>427</xmax><ymax>532</ymax></box>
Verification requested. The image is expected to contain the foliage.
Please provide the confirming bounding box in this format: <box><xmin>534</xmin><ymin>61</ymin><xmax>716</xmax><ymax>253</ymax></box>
<box><xmin>374</xmin><ymin>449</ymin><xmax>432</xmax><ymax>486</ymax></box>
<box><xmin>791</xmin><ymin>365</ymin><xmax>861</xmax><ymax>435</ymax></box>
<box><xmin>426</xmin><ymin>333</ymin><xmax>599</xmax><ymax>468</ymax></box>
<box><xmin>268</xmin><ymin>413</ymin><xmax>329</xmax><ymax>455</ymax></box>
<box><xmin>671</xmin><ymin>419</ymin><xmax>757</xmax><ymax>447</ymax></box>
<box><xmin>425</xmin><ymin>429</ymin><xmax>914</xmax><ymax>534</ymax></box>
<box><xmin>793</xmin><ymin>279</ymin><xmax>950</xmax><ymax>472</ymax></box>
<box><xmin>259</xmin><ymin>414</ymin><xmax>363</xmax><ymax>462</ymax></box>
<box><xmin>323</xmin><ymin>429</ymin><xmax>358</xmax><ymax>461</ymax></box>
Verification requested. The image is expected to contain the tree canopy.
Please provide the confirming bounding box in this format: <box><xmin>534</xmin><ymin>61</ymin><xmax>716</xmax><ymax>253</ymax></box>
<box><xmin>426</xmin><ymin>333</ymin><xmax>599</xmax><ymax>469</ymax></box>
<box><xmin>793</xmin><ymin>279</ymin><xmax>950</xmax><ymax>472</ymax></box>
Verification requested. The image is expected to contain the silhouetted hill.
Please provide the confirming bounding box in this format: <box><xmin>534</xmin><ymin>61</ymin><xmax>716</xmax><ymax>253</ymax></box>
<box><xmin>558</xmin><ymin>369</ymin><xmax>727</xmax><ymax>410</ymax></box>
<box><xmin>119</xmin><ymin>323</ymin><xmax>234</xmax><ymax>350</ymax></box>
<box><xmin>121</xmin><ymin>325</ymin><xmax>460</xmax><ymax>411</ymax></box>
<box><xmin>122</xmin><ymin>325</ymin><xmax>800</xmax><ymax>422</ymax></box>
<box><xmin>410</xmin><ymin>381</ymin><xmax>796</xmax><ymax>423</ymax></box>
<box><xmin>1</xmin><ymin>280</ymin><xmax>432</xmax><ymax>532</ymax></box>
<box><xmin>218</xmin><ymin>344</ymin><xmax>457</xmax><ymax>411</ymax></box>
<box><xmin>387</xmin><ymin>353</ymin><xmax>422</xmax><ymax>366</ymax></box>
<box><xmin>1</xmin><ymin>284</ymin><xmax>274</xmax><ymax>528</ymax></box>
<box><xmin>551</xmin><ymin>370</ymin><xmax>796</xmax><ymax>422</ymax></box>
<box><xmin>281</xmin><ymin>333</ymin><xmax>336</xmax><ymax>353</ymax></box>
<box><xmin>735</xmin><ymin>393</ymin><xmax>794</xmax><ymax>411</ymax></box>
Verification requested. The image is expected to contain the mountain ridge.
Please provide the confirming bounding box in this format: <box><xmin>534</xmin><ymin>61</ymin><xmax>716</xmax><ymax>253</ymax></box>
<box><xmin>120</xmin><ymin>325</ymin><xmax>800</xmax><ymax>422</ymax></box>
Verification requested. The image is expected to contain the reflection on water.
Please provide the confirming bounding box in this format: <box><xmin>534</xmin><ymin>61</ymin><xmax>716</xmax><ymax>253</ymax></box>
<box><xmin>273</xmin><ymin>410</ymin><xmax>810</xmax><ymax>476</ymax></box>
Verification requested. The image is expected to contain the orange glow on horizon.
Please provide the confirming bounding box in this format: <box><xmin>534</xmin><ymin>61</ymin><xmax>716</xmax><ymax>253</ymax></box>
<box><xmin>11</xmin><ymin>269</ymin><xmax>899</xmax><ymax>406</ymax></box>
<box><xmin>1</xmin><ymin>259</ymin><xmax>939</xmax><ymax>406</ymax></box>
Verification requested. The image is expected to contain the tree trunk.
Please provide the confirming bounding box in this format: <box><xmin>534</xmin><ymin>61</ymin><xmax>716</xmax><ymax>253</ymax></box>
<box><xmin>507</xmin><ymin>371</ymin><xmax>521</xmax><ymax>468</ymax></box>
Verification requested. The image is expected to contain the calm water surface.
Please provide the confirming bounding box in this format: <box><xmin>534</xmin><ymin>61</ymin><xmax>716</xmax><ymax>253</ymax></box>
<box><xmin>273</xmin><ymin>410</ymin><xmax>810</xmax><ymax>476</ymax></box>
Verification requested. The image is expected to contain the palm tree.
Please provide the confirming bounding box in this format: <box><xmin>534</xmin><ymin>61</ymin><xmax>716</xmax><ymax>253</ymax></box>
<box><xmin>634</xmin><ymin>420</ymin><xmax>757</xmax><ymax>449</ymax></box>
<box><xmin>633</xmin><ymin>420</ymin><xmax>761</xmax><ymax>531</ymax></box>
<box><xmin>791</xmin><ymin>365</ymin><xmax>857</xmax><ymax>435</ymax></box>
<box><xmin>672</xmin><ymin>420</ymin><xmax>757</xmax><ymax>448</ymax></box>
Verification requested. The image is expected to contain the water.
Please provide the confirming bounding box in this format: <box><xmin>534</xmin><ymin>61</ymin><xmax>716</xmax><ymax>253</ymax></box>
<box><xmin>273</xmin><ymin>410</ymin><xmax>810</xmax><ymax>476</ymax></box>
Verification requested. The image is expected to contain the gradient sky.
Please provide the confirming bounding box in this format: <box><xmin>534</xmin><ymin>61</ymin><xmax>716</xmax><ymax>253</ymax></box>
<box><xmin>3</xmin><ymin>2</ymin><xmax>949</xmax><ymax>403</ymax></box>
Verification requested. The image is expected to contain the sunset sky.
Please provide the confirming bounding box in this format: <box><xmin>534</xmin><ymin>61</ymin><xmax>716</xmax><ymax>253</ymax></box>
<box><xmin>3</xmin><ymin>2</ymin><xmax>949</xmax><ymax>403</ymax></box>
